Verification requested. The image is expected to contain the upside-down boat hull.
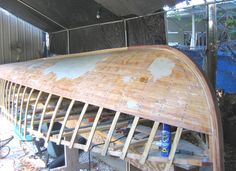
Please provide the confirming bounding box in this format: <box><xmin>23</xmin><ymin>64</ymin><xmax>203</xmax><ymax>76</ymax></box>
<box><xmin>0</xmin><ymin>46</ymin><xmax>223</xmax><ymax>171</ymax></box>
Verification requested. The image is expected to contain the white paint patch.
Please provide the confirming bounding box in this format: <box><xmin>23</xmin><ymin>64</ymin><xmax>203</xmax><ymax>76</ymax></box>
<box><xmin>123</xmin><ymin>76</ymin><xmax>132</xmax><ymax>83</ymax></box>
<box><xmin>43</xmin><ymin>54</ymin><xmax>110</xmax><ymax>80</ymax></box>
<box><xmin>148</xmin><ymin>57</ymin><xmax>175</xmax><ymax>81</ymax></box>
<box><xmin>127</xmin><ymin>100</ymin><xmax>139</xmax><ymax>109</ymax></box>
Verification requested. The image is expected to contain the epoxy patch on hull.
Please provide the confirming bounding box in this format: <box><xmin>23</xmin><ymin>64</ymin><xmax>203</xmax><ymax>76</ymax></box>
<box><xmin>148</xmin><ymin>57</ymin><xmax>175</xmax><ymax>81</ymax></box>
<box><xmin>44</xmin><ymin>54</ymin><xmax>110</xmax><ymax>80</ymax></box>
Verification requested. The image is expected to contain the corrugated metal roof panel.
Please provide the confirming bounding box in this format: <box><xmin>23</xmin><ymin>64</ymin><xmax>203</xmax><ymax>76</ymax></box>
<box><xmin>0</xmin><ymin>7</ymin><xmax>44</xmax><ymax>64</ymax></box>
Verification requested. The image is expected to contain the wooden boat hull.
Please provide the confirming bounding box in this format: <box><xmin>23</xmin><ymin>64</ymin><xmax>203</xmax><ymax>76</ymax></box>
<box><xmin>0</xmin><ymin>46</ymin><xmax>223</xmax><ymax>171</ymax></box>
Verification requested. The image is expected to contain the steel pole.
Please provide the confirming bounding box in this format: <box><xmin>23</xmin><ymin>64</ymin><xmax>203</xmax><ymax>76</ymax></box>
<box><xmin>204</xmin><ymin>3</ymin><xmax>217</xmax><ymax>90</ymax></box>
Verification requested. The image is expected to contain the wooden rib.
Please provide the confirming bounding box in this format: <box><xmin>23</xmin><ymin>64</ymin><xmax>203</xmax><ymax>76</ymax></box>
<box><xmin>164</xmin><ymin>127</ymin><xmax>183</xmax><ymax>171</ymax></box>
<box><xmin>2</xmin><ymin>80</ymin><xmax>6</xmax><ymax>106</ymax></box>
<box><xmin>44</xmin><ymin>96</ymin><xmax>63</xmax><ymax>145</ymax></box>
<box><xmin>11</xmin><ymin>84</ymin><xmax>17</xmax><ymax>120</ymax></box>
<box><xmin>14</xmin><ymin>85</ymin><xmax>22</xmax><ymax>125</ymax></box>
<box><xmin>30</xmin><ymin>91</ymin><xmax>42</xmax><ymax>130</ymax></box>
<box><xmin>69</xmin><ymin>103</ymin><xmax>89</xmax><ymax>149</ymax></box>
<box><xmin>56</xmin><ymin>99</ymin><xmax>75</xmax><ymax>145</ymax></box>
<box><xmin>19</xmin><ymin>87</ymin><xmax>27</xmax><ymax>131</ymax></box>
<box><xmin>101</xmin><ymin>111</ymin><xmax>121</xmax><ymax>156</ymax></box>
<box><xmin>23</xmin><ymin>88</ymin><xmax>34</xmax><ymax>137</ymax></box>
<box><xmin>0</xmin><ymin>80</ymin><xmax>2</xmax><ymax>106</ymax></box>
<box><xmin>139</xmin><ymin>121</ymin><xmax>160</xmax><ymax>164</ymax></box>
<box><xmin>38</xmin><ymin>93</ymin><xmax>52</xmax><ymax>132</ymax></box>
<box><xmin>7</xmin><ymin>82</ymin><xmax>13</xmax><ymax>114</ymax></box>
<box><xmin>3</xmin><ymin>80</ymin><xmax>7</xmax><ymax>108</ymax></box>
<box><xmin>5</xmin><ymin>81</ymin><xmax>11</xmax><ymax>119</ymax></box>
<box><xmin>4</xmin><ymin>81</ymin><xmax>9</xmax><ymax>111</ymax></box>
<box><xmin>4</xmin><ymin>81</ymin><xmax>10</xmax><ymax>110</ymax></box>
<box><xmin>120</xmin><ymin>116</ymin><xmax>140</xmax><ymax>160</ymax></box>
<box><xmin>7</xmin><ymin>82</ymin><xmax>14</xmax><ymax>120</ymax></box>
<box><xmin>0</xmin><ymin>80</ymin><xmax>4</xmax><ymax>107</ymax></box>
<box><xmin>0</xmin><ymin>80</ymin><xmax>3</xmax><ymax>107</ymax></box>
<box><xmin>84</xmin><ymin>106</ymin><xmax>104</xmax><ymax>152</ymax></box>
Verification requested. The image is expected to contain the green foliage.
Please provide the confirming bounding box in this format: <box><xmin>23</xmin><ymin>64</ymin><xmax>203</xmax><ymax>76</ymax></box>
<box><xmin>226</xmin><ymin>18</ymin><xmax>236</xmax><ymax>29</ymax></box>
<box><xmin>173</xmin><ymin>11</ymin><xmax>182</xmax><ymax>21</ymax></box>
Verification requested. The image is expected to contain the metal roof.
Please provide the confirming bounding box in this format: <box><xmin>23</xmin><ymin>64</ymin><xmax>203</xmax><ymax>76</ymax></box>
<box><xmin>0</xmin><ymin>0</ymin><xmax>181</xmax><ymax>32</ymax></box>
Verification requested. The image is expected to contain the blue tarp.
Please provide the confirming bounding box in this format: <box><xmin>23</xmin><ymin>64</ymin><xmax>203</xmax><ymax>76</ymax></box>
<box><xmin>175</xmin><ymin>45</ymin><xmax>236</xmax><ymax>93</ymax></box>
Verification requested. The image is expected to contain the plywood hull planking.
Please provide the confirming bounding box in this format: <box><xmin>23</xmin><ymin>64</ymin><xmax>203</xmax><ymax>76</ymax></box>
<box><xmin>0</xmin><ymin>46</ymin><xmax>223</xmax><ymax>171</ymax></box>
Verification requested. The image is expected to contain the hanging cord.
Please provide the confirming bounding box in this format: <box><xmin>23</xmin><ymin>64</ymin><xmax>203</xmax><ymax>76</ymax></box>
<box><xmin>88</xmin><ymin>135</ymin><xmax>127</xmax><ymax>171</ymax></box>
<box><xmin>0</xmin><ymin>136</ymin><xmax>14</xmax><ymax>159</ymax></box>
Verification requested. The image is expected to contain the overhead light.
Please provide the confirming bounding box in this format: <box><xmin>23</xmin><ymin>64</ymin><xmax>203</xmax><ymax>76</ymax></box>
<box><xmin>96</xmin><ymin>8</ymin><xmax>101</xmax><ymax>19</ymax></box>
<box><xmin>163</xmin><ymin>5</ymin><xmax>170</xmax><ymax>11</ymax></box>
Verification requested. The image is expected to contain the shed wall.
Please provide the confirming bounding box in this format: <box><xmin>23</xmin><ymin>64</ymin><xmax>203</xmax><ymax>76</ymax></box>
<box><xmin>0</xmin><ymin>8</ymin><xmax>44</xmax><ymax>64</ymax></box>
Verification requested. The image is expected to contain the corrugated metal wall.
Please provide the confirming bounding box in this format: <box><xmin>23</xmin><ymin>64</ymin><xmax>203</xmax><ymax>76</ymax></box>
<box><xmin>0</xmin><ymin>8</ymin><xmax>44</xmax><ymax>64</ymax></box>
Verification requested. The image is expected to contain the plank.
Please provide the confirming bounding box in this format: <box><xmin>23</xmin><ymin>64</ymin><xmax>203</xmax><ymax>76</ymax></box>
<box><xmin>44</xmin><ymin>96</ymin><xmax>63</xmax><ymax>146</ymax></box>
<box><xmin>139</xmin><ymin>121</ymin><xmax>160</xmax><ymax>164</ymax></box>
<box><xmin>101</xmin><ymin>111</ymin><xmax>120</xmax><ymax>156</ymax></box>
<box><xmin>120</xmin><ymin>116</ymin><xmax>139</xmax><ymax>160</ymax></box>
<box><xmin>69</xmin><ymin>103</ymin><xmax>89</xmax><ymax>149</ymax></box>
<box><xmin>18</xmin><ymin>86</ymin><xmax>27</xmax><ymax>131</ymax></box>
<box><xmin>14</xmin><ymin>85</ymin><xmax>22</xmax><ymax>125</ymax></box>
<box><xmin>56</xmin><ymin>99</ymin><xmax>75</xmax><ymax>145</ymax></box>
<box><xmin>84</xmin><ymin>106</ymin><xmax>103</xmax><ymax>151</ymax></box>
<box><xmin>164</xmin><ymin>127</ymin><xmax>183</xmax><ymax>171</ymax></box>
<box><xmin>11</xmin><ymin>84</ymin><xmax>17</xmax><ymax>120</ymax></box>
<box><xmin>2</xmin><ymin>80</ymin><xmax>7</xmax><ymax>108</ymax></box>
<box><xmin>4</xmin><ymin>81</ymin><xmax>10</xmax><ymax>117</ymax></box>
<box><xmin>7</xmin><ymin>82</ymin><xmax>13</xmax><ymax>116</ymax></box>
<box><xmin>38</xmin><ymin>93</ymin><xmax>52</xmax><ymax>132</ymax></box>
<box><xmin>30</xmin><ymin>91</ymin><xmax>42</xmax><ymax>129</ymax></box>
<box><xmin>23</xmin><ymin>88</ymin><xmax>34</xmax><ymax>137</ymax></box>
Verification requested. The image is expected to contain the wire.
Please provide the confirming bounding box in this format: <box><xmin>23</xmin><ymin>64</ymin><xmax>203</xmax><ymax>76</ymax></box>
<box><xmin>88</xmin><ymin>135</ymin><xmax>126</xmax><ymax>171</ymax></box>
<box><xmin>0</xmin><ymin>136</ymin><xmax>14</xmax><ymax>148</ymax></box>
<box><xmin>0</xmin><ymin>136</ymin><xmax>14</xmax><ymax>159</ymax></box>
<box><xmin>0</xmin><ymin>146</ymin><xmax>10</xmax><ymax>159</ymax></box>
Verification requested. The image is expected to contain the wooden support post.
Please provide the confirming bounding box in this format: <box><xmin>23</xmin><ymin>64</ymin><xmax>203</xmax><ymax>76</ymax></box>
<box><xmin>38</xmin><ymin>93</ymin><xmax>52</xmax><ymax>132</ymax></box>
<box><xmin>50</xmin><ymin>137</ymin><xmax>79</xmax><ymax>171</ymax></box>
<box><xmin>14</xmin><ymin>85</ymin><xmax>22</xmax><ymax>125</ymax></box>
<box><xmin>139</xmin><ymin>121</ymin><xmax>160</xmax><ymax>164</ymax></box>
<box><xmin>84</xmin><ymin>107</ymin><xmax>103</xmax><ymax>151</ymax></box>
<box><xmin>57</xmin><ymin>99</ymin><xmax>75</xmax><ymax>145</ymax></box>
<box><xmin>19</xmin><ymin>87</ymin><xmax>27</xmax><ymax>132</ymax></box>
<box><xmin>45</xmin><ymin>96</ymin><xmax>63</xmax><ymax>146</ymax></box>
<box><xmin>164</xmin><ymin>127</ymin><xmax>183</xmax><ymax>171</ymax></box>
<box><xmin>30</xmin><ymin>91</ymin><xmax>42</xmax><ymax>130</ymax></box>
<box><xmin>69</xmin><ymin>103</ymin><xmax>88</xmax><ymax>149</ymax></box>
<box><xmin>23</xmin><ymin>88</ymin><xmax>34</xmax><ymax>137</ymax></box>
<box><xmin>120</xmin><ymin>116</ymin><xmax>139</xmax><ymax>160</ymax></box>
<box><xmin>101</xmin><ymin>111</ymin><xmax>120</xmax><ymax>156</ymax></box>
